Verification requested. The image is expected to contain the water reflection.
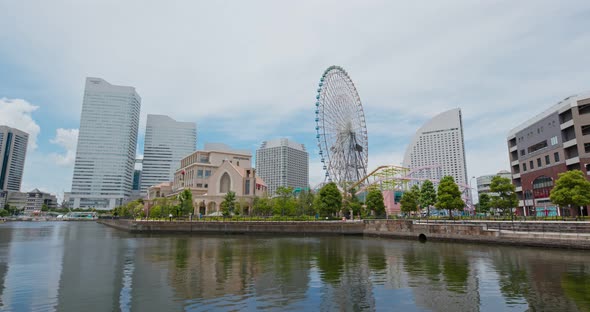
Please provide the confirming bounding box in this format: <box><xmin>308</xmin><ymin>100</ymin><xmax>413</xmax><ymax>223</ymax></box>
<box><xmin>0</xmin><ymin>222</ymin><xmax>589</xmax><ymax>311</ymax></box>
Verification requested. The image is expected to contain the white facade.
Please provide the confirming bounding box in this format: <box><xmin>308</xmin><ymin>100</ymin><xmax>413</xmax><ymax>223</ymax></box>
<box><xmin>140</xmin><ymin>114</ymin><xmax>196</xmax><ymax>195</ymax></box>
<box><xmin>256</xmin><ymin>138</ymin><xmax>309</xmax><ymax>196</ymax></box>
<box><xmin>70</xmin><ymin>77</ymin><xmax>141</xmax><ymax>210</ymax></box>
<box><xmin>0</xmin><ymin>126</ymin><xmax>28</xmax><ymax>192</ymax></box>
<box><xmin>476</xmin><ymin>170</ymin><xmax>511</xmax><ymax>195</ymax></box>
<box><xmin>403</xmin><ymin>108</ymin><xmax>469</xmax><ymax>192</ymax></box>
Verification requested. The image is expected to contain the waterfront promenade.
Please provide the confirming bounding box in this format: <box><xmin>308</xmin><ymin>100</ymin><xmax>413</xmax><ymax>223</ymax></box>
<box><xmin>99</xmin><ymin>219</ymin><xmax>590</xmax><ymax>250</ymax></box>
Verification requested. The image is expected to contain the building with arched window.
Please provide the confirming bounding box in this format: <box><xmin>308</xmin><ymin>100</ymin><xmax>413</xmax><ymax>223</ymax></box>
<box><xmin>147</xmin><ymin>143</ymin><xmax>267</xmax><ymax>216</ymax></box>
<box><xmin>507</xmin><ymin>91</ymin><xmax>590</xmax><ymax>217</ymax></box>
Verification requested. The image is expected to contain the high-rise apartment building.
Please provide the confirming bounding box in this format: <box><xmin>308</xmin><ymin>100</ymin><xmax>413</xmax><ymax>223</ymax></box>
<box><xmin>0</xmin><ymin>126</ymin><xmax>29</xmax><ymax>192</ymax></box>
<box><xmin>140</xmin><ymin>114</ymin><xmax>196</xmax><ymax>195</ymax></box>
<box><xmin>507</xmin><ymin>92</ymin><xmax>590</xmax><ymax>217</ymax></box>
<box><xmin>256</xmin><ymin>138</ymin><xmax>309</xmax><ymax>196</ymax></box>
<box><xmin>403</xmin><ymin>108</ymin><xmax>470</xmax><ymax>202</ymax></box>
<box><xmin>70</xmin><ymin>77</ymin><xmax>141</xmax><ymax>210</ymax></box>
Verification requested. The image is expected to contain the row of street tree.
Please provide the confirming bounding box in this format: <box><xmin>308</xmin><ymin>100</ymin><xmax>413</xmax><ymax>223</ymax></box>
<box><xmin>112</xmin><ymin>170</ymin><xmax>590</xmax><ymax>219</ymax></box>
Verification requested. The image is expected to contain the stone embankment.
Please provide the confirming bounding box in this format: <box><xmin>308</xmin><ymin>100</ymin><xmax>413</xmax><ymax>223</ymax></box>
<box><xmin>99</xmin><ymin>219</ymin><xmax>590</xmax><ymax>250</ymax></box>
<box><xmin>364</xmin><ymin>220</ymin><xmax>590</xmax><ymax>249</ymax></box>
<box><xmin>99</xmin><ymin>219</ymin><xmax>365</xmax><ymax>235</ymax></box>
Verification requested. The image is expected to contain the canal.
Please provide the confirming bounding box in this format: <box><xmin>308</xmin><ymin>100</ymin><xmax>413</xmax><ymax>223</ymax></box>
<box><xmin>0</xmin><ymin>222</ymin><xmax>588</xmax><ymax>311</ymax></box>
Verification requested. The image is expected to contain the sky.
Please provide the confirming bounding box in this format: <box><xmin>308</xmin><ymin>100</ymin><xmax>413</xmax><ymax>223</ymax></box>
<box><xmin>1</xmin><ymin>1</ymin><xmax>589</xmax><ymax>202</ymax></box>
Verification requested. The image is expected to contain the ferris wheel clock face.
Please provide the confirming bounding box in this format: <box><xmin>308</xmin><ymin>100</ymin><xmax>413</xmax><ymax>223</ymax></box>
<box><xmin>315</xmin><ymin>66</ymin><xmax>368</xmax><ymax>189</ymax></box>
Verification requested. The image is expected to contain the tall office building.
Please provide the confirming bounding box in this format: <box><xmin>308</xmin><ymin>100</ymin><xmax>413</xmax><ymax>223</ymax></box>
<box><xmin>507</xmin><ymin>91</ymin><xmax>590</xmax><ymax>217</ymax></box>
<box><xmin>403</xmin><ymin>108</ymin><xmax>469</xmax><ymax>201</ymax></box>
<box><xmin>140</xmin><ymin>114</ymin><xmax>196</xmax><ymax>195</ymax></box>
<box><xmin>256</xmin><ymin>138</ymin><xmax>309</xmax><ymax>196</ymax></box>
<box><xmin>70</xmin><ymin>77</ymin><xmax>141</xmax><ymax>209</ymax></box>
<box><xmin>0</xmin><ymin>126</ymin><xmax>28</xmax><ymax>191</ymax></box>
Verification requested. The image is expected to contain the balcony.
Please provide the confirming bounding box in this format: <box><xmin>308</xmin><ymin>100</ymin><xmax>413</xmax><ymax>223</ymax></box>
<box><xmin>515</xmin><ymin>186</ymin><xmax>522</xmax><ymax>192</ymax></box>
<box><xmin>511</xmin><ymin>160</ymin><xmax>519</xmax><ymax>167</ymax></box>
<box><xmin>566</xmin><ymin>156</ymin><xmax>580</xmax><ymax>166</ymax></box>
<box><xmin>518</xmin><ymin>200</ymin><xmax>524</xmax><ymax>207</ymax></box>
<box><xmin>509</xmin><ymin>145</ymin><xmax>518</xmax><ymax>152</ymax></box>
<box><xmin>560</xmin><ymin>119</ymin><xmax>574</xmax><ymax>130</ymax></box>
<box><xmin>563</xmin><ymin>138</ymin><xmax>578</xmax><ymax>149</ymax></box>
<box><xmin>512</xmin><ymin>173</ymin><xmax>521</xmax><ymax>179</ymax></box>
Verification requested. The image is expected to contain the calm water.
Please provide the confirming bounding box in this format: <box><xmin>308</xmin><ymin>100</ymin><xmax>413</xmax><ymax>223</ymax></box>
<box><xmin>0</xmin><ymin>222</ymin><xmax>589</xmax><ymax>312</ymax></box>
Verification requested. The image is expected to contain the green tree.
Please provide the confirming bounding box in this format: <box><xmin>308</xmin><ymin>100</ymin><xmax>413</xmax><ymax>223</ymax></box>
<box><xmin>419</xmin><ymin>180</ymin><xmax>437</xmax><ymax>217</ymax></box>
<box><xmin>220</xmin><ymin>191</ymin><xmax>236</xmax><ymax>217</ymax></box>
<box><xmin>297</xmin><ymin>190</ymin><xmax>316</xmax><ymax>216</ymax></box>
<box><xmin>252</xmin><ymin>195</ymin><xmax>273</xmax><ymax>216</ymax></box>
<box><xmin>477</xmin><ymin>193</ymin><xmax>491</xmax><ymax>215</ymax></box>
<box><xmin>366</xmin><ymin>186</ymin><xmax>386</xmax><ymax>217</ymax></box>
<box><xmin>316</xmin><ymin>182</ymin><xmax>342</xmax><ymax>217</ymax></box>
<box><xmin>436</xmin><ymin>176</ymin><xmax>465</xmax><ymax>219</ymax></box>
<box><xmin>342</xmin><ymin>189</ymin><xmax>362</xmax><ymax>219</ymax></box>
<box><xmin>489</xmin><ymin>176</ymin><xmax>518</xmax><ymax>216</ymax></box>
<box><xmin>41</xmin><ymin>204</ymin><xmax>49</xmax><ymax>212</ymax></box>
<box><xmin>149</xmin><ymin>205</ymin><xmax>162</xmax><ymax>219</ymax></box>
<box><xmin>275</xmin><ymin>186</ymin><xmax>294</xmax><ymax>216</ymax></box>
<box><xmin>178</xmin><ymin>189</ymin><xmax>194</xmax><ymax>217</ymax></box>
<box><xmin>550</xmin><ymin>170</ymin><xmax>590</xmax><ymax>216</ymax></box>
<box><xmin>400</xmin><ymin>188</ymin><xmax>419</xmax><ymax>216</ymax></box>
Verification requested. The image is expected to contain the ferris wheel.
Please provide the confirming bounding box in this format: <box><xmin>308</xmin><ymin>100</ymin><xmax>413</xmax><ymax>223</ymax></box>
<box><xmin>315</xmin><ymin>66</ymin><xmax>368</xmax><ymax>189</ymax></box>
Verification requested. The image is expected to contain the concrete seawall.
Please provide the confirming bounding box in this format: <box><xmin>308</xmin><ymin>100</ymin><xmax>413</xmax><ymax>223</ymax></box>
<box><xmin>99</xmin><ymin>219</ymin><xmax>365</xmax><ymax>235</ymax></box>
<box><xmin>99</xmin><ymin>219</ymin><xmax>590</xmax><ymax>250</ymax></box>
<box><xmin>364</xmin><ymin>220</ymin><xmax>590</xmax><ymax>249</ymax></box>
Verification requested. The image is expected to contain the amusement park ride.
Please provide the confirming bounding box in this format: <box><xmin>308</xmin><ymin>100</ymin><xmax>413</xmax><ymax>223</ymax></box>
<box><xmin>314</xmin><ymin>66</ymin><xmax>474</xmax><ymax>214</ymax></box>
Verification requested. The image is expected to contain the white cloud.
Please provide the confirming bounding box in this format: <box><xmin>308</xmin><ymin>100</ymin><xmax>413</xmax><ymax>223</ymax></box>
<box><xmin>0</xmin><ymin>98</ymin><xmax>40</xmax><ymax>150</ymax></box>
<box><xmin>50</xmin><ymin>128</ymin><xmax>78</xmax><ymax>166</ymax></box>
<box><xmin>1</xmin><ymin>1</ymin><xmax>589</xmax><ymax>198</ymax></box>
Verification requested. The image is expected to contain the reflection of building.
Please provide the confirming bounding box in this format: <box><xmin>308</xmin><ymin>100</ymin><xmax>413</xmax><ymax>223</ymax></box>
<box><xmin>70</xmin><ymin>77</ymin><xmax>141</xmax><ymax>210</ymax></box>
<box><xmin>4</xmin><ymin>189</ymin><xmax>57</xmax><ymax>212</ymax></box>
<box><xmin>507</xmin><ymin>92</ymin><xmax>590</xmax><ymax>217</ymax></box>
<box><xmin>140</xmin><ymin>114</ymin><xmax>196</xmax><ymax>196</ymax></box>
<box><xmin>0</xmin><ymin>125</ymin><xmax>29</xmax><ymax>192</ymax></box>
<box><xmin>148</xmin><ymin>143</ymin><xmax>267</xmax><ymax>215</ymax></box>
<box><xmin>403</xmin><ymin>108</ymin><xmax>470</xmax><ymax>204</ymax></box>
<box><xmin>476</xmin><ymin>170</ymin><xmax>511</xmax><ymax>195</ymax></box>
<box><xmin>256</xmin><ymin>138</ymin><xmax>309</xmax><ymax>196</ymax></box>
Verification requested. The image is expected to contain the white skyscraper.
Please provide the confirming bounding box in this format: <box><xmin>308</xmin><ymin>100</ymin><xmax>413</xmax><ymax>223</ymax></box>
<box><xmin>256</xmin><ymin>138</ymin><xmax>309</xmax><ymax>196</ymax></box>
<box><xmin>403</xmin><ymin>108</ymin><xmax>469</xmax><ymax>191</ymax></box>
<box><xmin>70</xmin><ymin>77</ymin><xmax>141</xmax><ymax>209</ymax></box>
<box><xmin>140</xmin><ymin>114</ymin><xmax>196</xmax><ymax>195</ymax></box>
<box><xmin>0</xmin><ymin>126</ymin><xmax>28</xmax><ymax>191</ymax></box>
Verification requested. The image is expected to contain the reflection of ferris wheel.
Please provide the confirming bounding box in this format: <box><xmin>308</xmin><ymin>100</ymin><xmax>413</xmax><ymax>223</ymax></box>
<box><xmin>315</xmin><ymin>66</ymin><xmax>368</xmax><ymax>189</ymax></box>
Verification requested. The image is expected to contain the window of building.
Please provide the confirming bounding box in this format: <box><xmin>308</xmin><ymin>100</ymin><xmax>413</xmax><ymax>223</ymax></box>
<box><xmin>550</xmin><ymin>136</ymin><xmax>558</xmax><ymax>145</ymax></box>
<box><xmin>554</xmin><ymin>152</ymin><xmax>560</xmax><ymax>162</ymax></box>
<box><xmin>527</xmin><ymin>140</ymin><xmax>548</xmax><ymax>153</ymax></box>
<box><xmin>220</xmin><ymin>172</ymin><xmax>231</xmax><ymax>193</ymax></box>
<box><xmin>197</xmin><ymin>170</ymin><xmax>203</xmax><ymax>177</ymax></box>
<box><xmin>532</xmin><ymin>176</ymin><xmax>553</xmax><ymax>198</ymax></box>
<box><xmin>205</xmin><ymin>170</ymin><xmax>211</xmax><ymax>177</ymax></box>
<box><xmin>579</xmin><ymin>104</ymin><xmax>590</xmax><ymax>115</ymax></box>
<box><xmin>537</xmin><ymin>158</ymin><xmax>541</xmax><ymax>167</ymax></box>
<box><xmin>520</xmin><ymin>150</ymin><xmax>525</xmax><ymax>156</ymax></box>
<box><xmin>585</xmin><ymin>143</ymin><xmax>590</xmax><ymax>154</ymax></box>
<box><xmin>545</xmin><ymin>155</ymin><xmax>550</xmax><ymax>165</ymax></box>
<box><xmin>582</xmin><ymin>125</ymin><xmax>590</xmax><ymax>136</ymax></box>
<box><xmin>523</xmin><ymin>163</ymin><xmax>527</xmax><ymax>172</ymax></box>
<box><xmin>530</xmin><ymin>160</ymin><xmax>534</xmax><ymax>170</ymax></box>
